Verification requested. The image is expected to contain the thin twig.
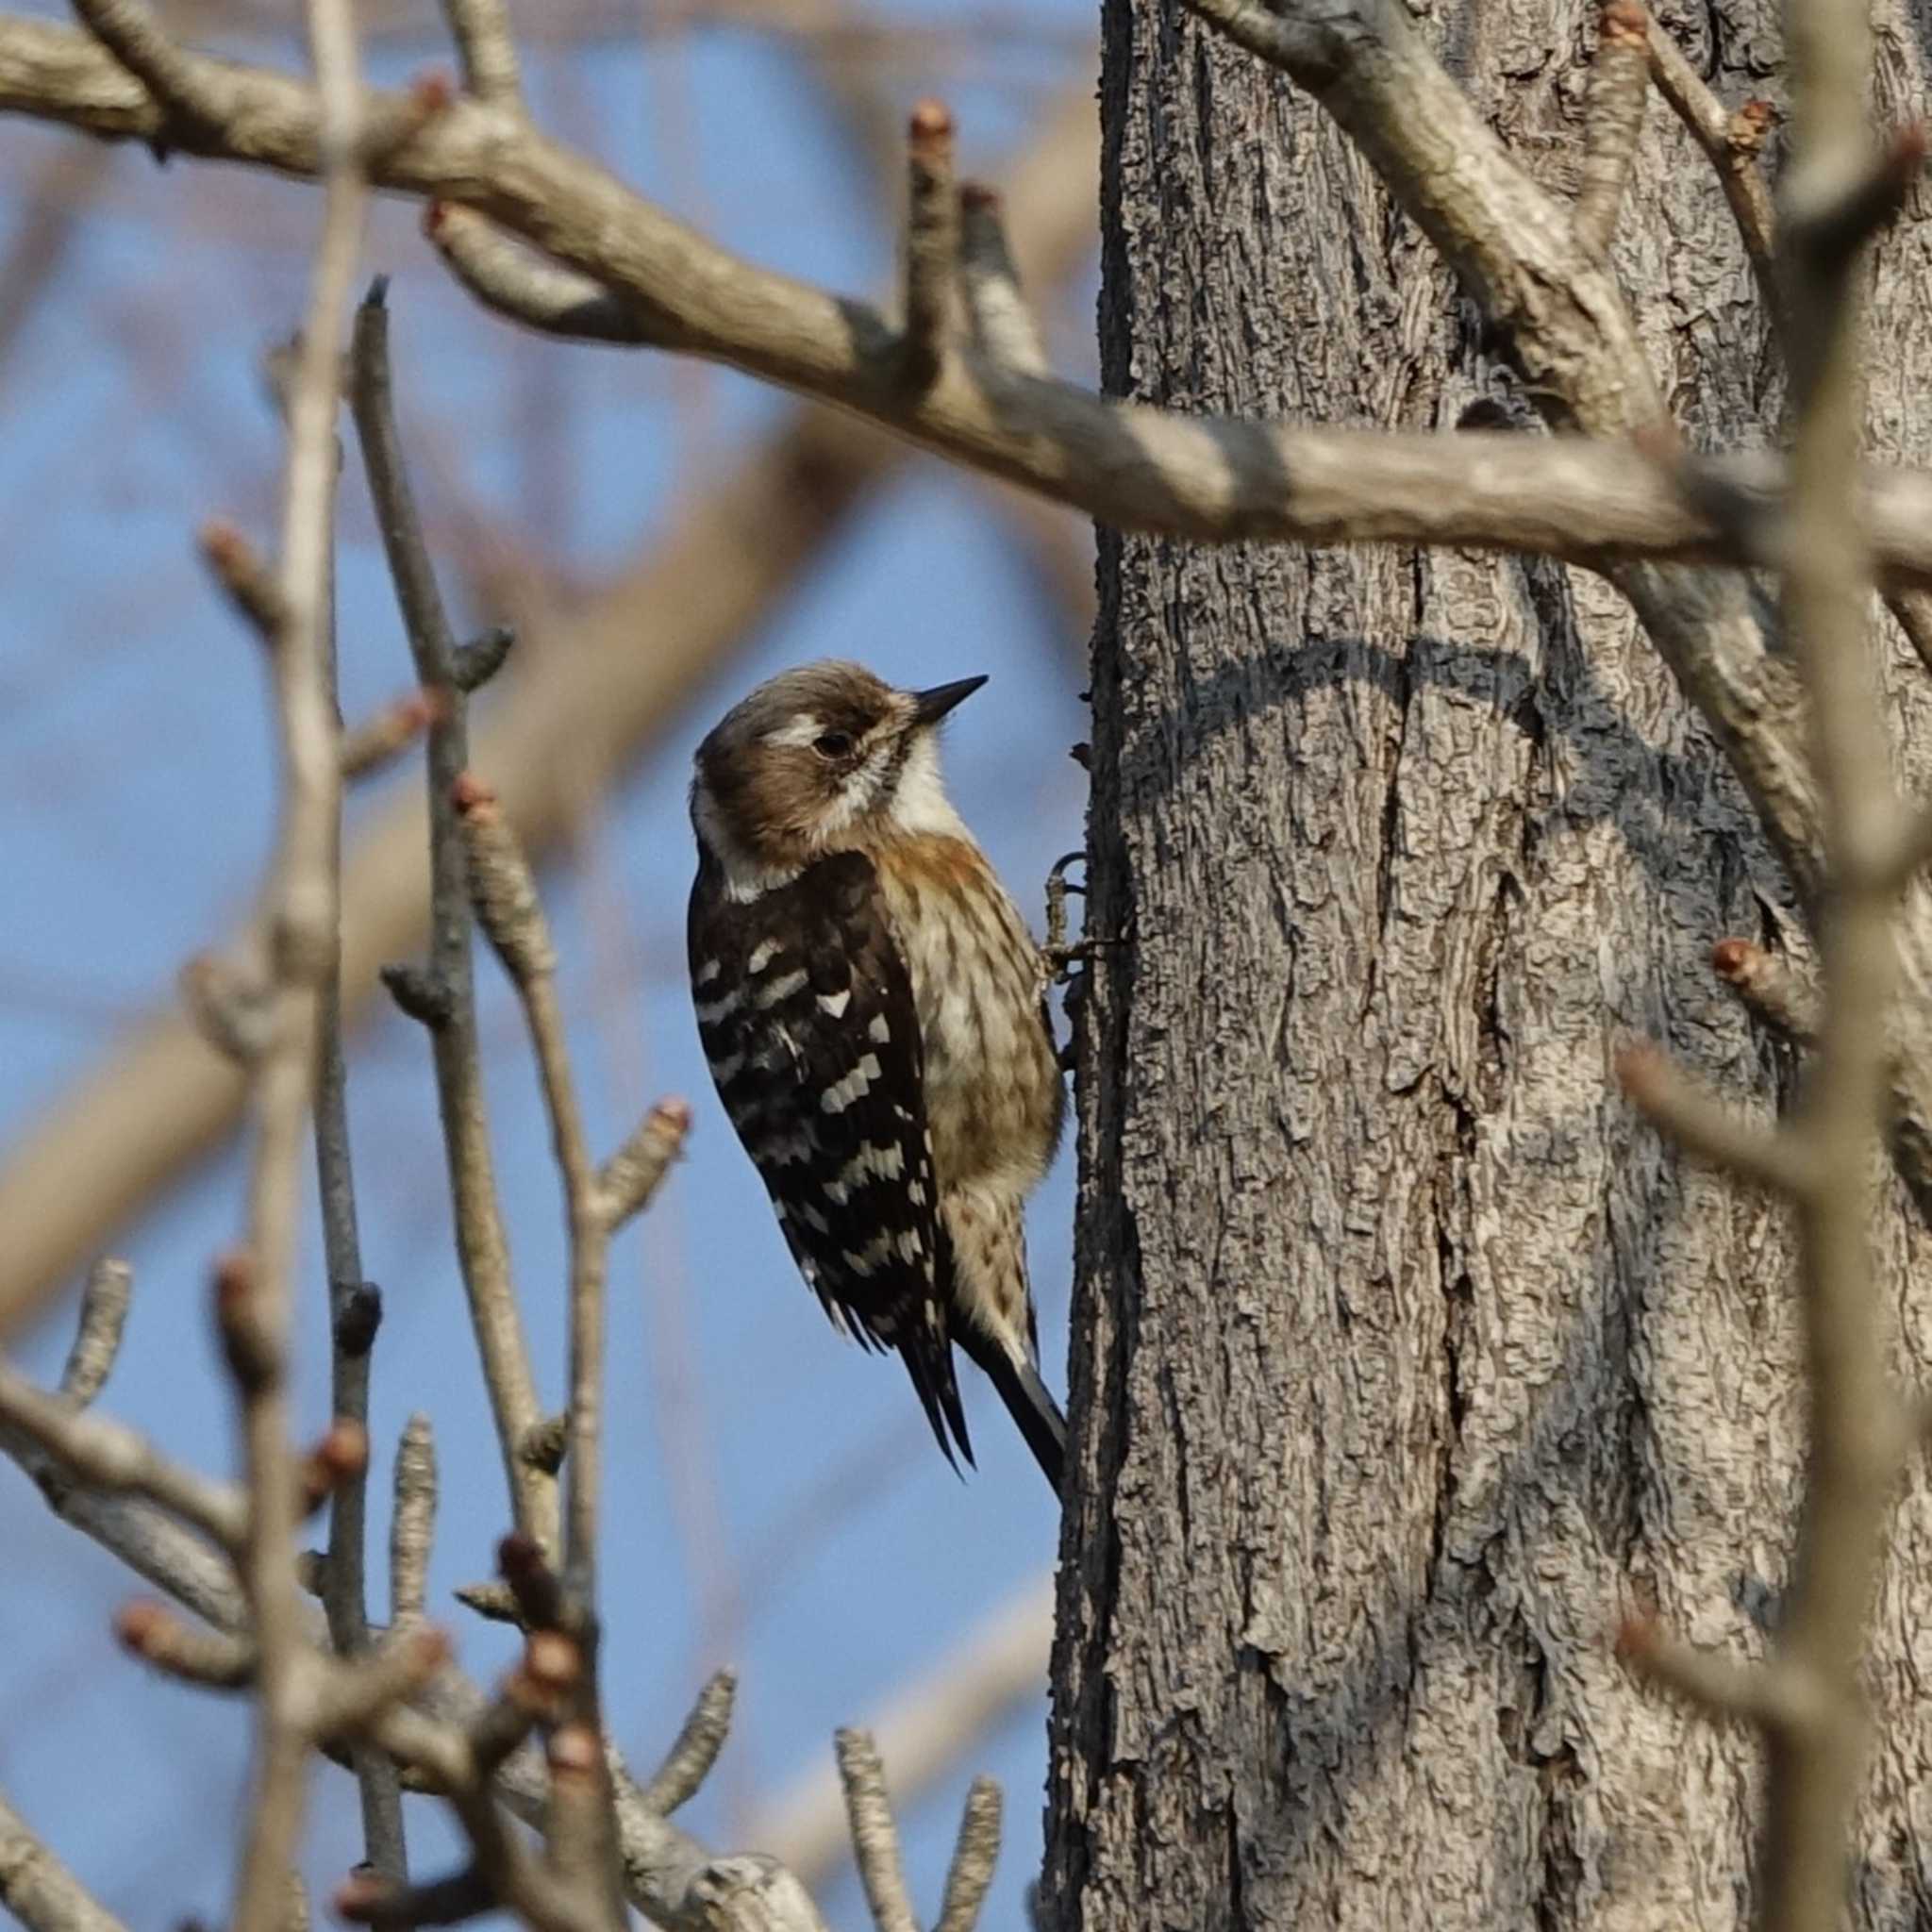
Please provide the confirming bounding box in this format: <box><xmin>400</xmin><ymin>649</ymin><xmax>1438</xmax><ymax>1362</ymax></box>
<box><xmin>340</xmin><ymin>689</ymin><xmax>440</xmax><ymax>780</ymax></box>
<box><xmin>441</xmin><ymin>0</ymin><xmax>523</xmax><ymax>108</ymax></box>
<box><xmin>0</xmin><ymin>1788</ymin><xmax>130</xmax><ymax>1932</ymax></box>
<box><xmin>596</xmin><ymin>1099</ymin><xmax>691</xmax><ymax>1229</ymax></box>
<box><xmin>1573</xmin><ymin>0</ymin><xmax>1649</xmax><ymax>259</ymax></box>
<box><xmin>933</xmin><ymin>1778</ymin><xmax>1001</xmax><ymax>1932</ymax></box>
<box><xmin>390</xmin><ymin>1412</ymin><xmax>438</xmax><ymax>1625</ymax></box>
<box><xmin>346</xmin><ymin>281</ymin><xmax>554</xmax><ymax>1555</ymax></box>
<box><xmin>958</xmin><ymin>184</ymin><xmax>1048</xmax><ymax>376</ymax></box>
<box><xmin>115</xmin><ymin>1599</ymin><xmax>259</xmax><ymax>1690</ymax></box>
<box><xmin>225</xmin><ymin>0</ymin><xmax>372</xmax><ymax>1913</ymax></box>
<box><xmin>425</xmin><ymin>204</ymin><xmax>663</xmax><ymax>342</ymax></box>
<box><xmin>636</xmin><ymin>1669</ymin><xmax>737</xmax><ymax>1816</ymax></box>
<box><xmin>1644</xmin><ymin>23</ymin><xmax>1780</xmax><ymax>325</ymax></box>
<box><xmin>312</xmin><ymin>414</ymin><xmax>408</xmax><ymax>1882</ymax></box>
<box><xmin>0</xmin><ymin>1353</ymin><xmax>247</xmax><ymax>1546</ymax></box>
<box><xmin>55</xmin><ymin>1257</ymin><xmax>131</xmax><ymax>1407</ymax></box>
<box><xmin>1710</xmin><ymin>940</ymin><xmax>1819</xmax><ymax>1047</ymax></box>
<box><xmin>897</xmin><ymin>99</ymin><xmax>957</xmax><ymax>393</ymax></box>
<box><xmin>1615</xmin><ymin>1619</ymin><xmax>1809</xmax><ymax>1732</ymax></box>
<box><xmin>1616</xmin><ymin>1044</ymin><xmax>1807</xmax><ymax>1194</ymax></box>
<box><xmin>833</xmin><ymin>1731</ymin><xmax>919</xmax><ymax>1932</ymax></box>
<box><xmin>452</xmin><ymin>772</ymin><xmax>625</xmax><ymax>1924</ymax></box>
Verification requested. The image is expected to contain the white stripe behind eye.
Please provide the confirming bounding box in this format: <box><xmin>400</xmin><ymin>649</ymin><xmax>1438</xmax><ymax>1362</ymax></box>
<box><xmin>763</xmin><ymin>713</ymin><xmax>824</xmax><ymax>750</ymax></box>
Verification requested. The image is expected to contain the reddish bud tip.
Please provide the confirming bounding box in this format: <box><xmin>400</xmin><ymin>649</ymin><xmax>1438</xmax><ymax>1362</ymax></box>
<box><xmin>548</xmin><ymin>1722</ymin><xmax>600</xmax><ymax>1774</ymax></box>
<box><xmin>319</xmin><ymin>1418</ymin><xmax>370</xmax><ymax>1478</ymax></box>
<box><xmin>450</xmin><ymin>771</ymin><xmax>496</xmax><ymax>817</ymax></box>
<box><xmin>333</xmin><ymin>1872</ymin><xmax>391</xmax><ymax>1916</ymax></box>
<box><xmin>497</xmin><ymin>1529</ymin><xmax>541</xmax><ymax>1576</ymax></box>
<box><xmin>1612</xmin><ymin>1614</ymin><xmax>1656</xmax><ymax>1661</ymax></box>
<box><xmin>198</xmin><ymin>518</ymin><xmax>244</xmax><ymax>564</ymax></box>
<box><xmin>655</xmin><ymin>1097</ymin><xmax>694</xmax><ymax>1134</ymax></box>
<box><xmin>424</xmin><ymin>199</ymin><xmax>451</xmax><ymax>239</ymax></box>
<box><xmin>959</xmin><ymin>181</ymin><xmax>1000</xmax><ymax>211</ymax></box>
<box><xmin>524</xmin><ymin>1628</ymin><xmax>581</xmax><ymax>1691</ymax></box>
<box><xmin>114</xmin><ymin>1599</ymin><xmax>170</xmax><ymax>1652</ymax></box>
<box><xmin>408</xmin><ymin>69</ymin><xmax>455</xmax><ymax>113</ymax></box>
<box><xmin>211</xmin><ymin>1248</ymin><xmax>257</xmax><ymax>1307</ymax></box>
<box><xmin>1711</xmin><ymin>938</ymin><xmax>1752</xmax><ymax>978</ymax></box>
<box><xmin>908</xmin><ymin>98</ymin><xmax>954</xmax><ymax>142</ymax></box>
<box><xmin>1893</xmin><ymin>121</ymin><xmax>1928</xmax><ymax>169</ymax></box>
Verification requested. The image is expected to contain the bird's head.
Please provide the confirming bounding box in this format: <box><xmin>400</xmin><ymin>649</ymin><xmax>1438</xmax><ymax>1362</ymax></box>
<box><xmin>691</xmin><ymin>659</ymin><xmax>986</xmax><ymax>891</ymax></box>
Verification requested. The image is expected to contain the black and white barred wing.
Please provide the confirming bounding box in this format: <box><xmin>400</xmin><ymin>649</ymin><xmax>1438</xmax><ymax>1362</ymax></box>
<box><xmin>687</xmin><ymin>849</ymin><xmax>973</xmax><ymax>1467</ymax></box>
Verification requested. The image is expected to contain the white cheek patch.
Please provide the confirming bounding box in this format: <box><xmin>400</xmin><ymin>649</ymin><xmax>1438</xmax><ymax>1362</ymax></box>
<box><xmin>887</xmin><ymin>732</ymin><xmax>969</xmax><ymax>837</ymax></box>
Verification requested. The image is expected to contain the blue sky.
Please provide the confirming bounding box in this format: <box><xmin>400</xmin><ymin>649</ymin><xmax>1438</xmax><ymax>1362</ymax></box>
<box><xmin>0</xmin><ymin>1</ymin><xmax>1097</xmax><ymax>1923</ymax></box>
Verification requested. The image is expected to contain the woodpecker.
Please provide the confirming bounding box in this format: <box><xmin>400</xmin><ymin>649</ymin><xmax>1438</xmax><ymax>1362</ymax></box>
<box><xmin>687</xmin><ymin>660</ymin><xmax>1067</xmax><ymax>1493</ymax></box>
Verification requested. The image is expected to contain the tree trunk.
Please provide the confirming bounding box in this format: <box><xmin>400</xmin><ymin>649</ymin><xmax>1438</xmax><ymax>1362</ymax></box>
<box><xmin>1044</xmin><ymin>0</ymin><xmax>1932</xmax><ymax>1926</ymax></box>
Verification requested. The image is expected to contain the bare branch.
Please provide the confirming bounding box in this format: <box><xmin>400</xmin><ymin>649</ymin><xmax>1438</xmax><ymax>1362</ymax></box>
<box><xmin>958</xmin><ymin>185</ymin><xmax>1047</xmax><ymax>376</ymax></box>
<box><xmin>391</xmin><ymin>1412</ymin><xmax>438</xmax><ymax>1625</ymax></box>
<box><xmin>312</xmin><ymin>528</ymin><xmax>409</xmax><ymax>1870</ymax></box>
<box><xmin>1616</xmin><ymin>1043</ymin><xmax>1807</xmax><ymax>1195</ymax></box>
<box><xmin>897</xmin><ymin>99</ymin><xmax>957</xmax><ymax>394</ymax></box>
<box><xmin>340</xmin><ymin>689</ymin><xmax>441</xmax><ymax>780</ymax></box>
<box><xmin>441</xmin><ymin>0</ymin><xmax>522</xmax><ymax>108</ymax></box>
<box><xmin>1615</xmin><ymin>1618</ymin><xmax>1807</xmax><ymax>1732</ymax></box>
<box><xmin>226</xmin><ymin>0</ymin><xmax>372</xmax><ymax>1913</ymax></box>
<box><xmin>0</xmin><ymin>1789</ymin><xmax>129</xmax><ymax>1932</ymax></box>
<box><xmin>1643</xmin><ymin>25</ymin><xmax>1779</xmax><ymax>320</ymax></box>
<box><xmin>1572</xmin><ymin>0</ymin><xmax>1648</xmax><ymax>259</ymax></box>
<box><xmin>309</xmin><ymin>1625</ymin><xmax>452</xmax><ymax>1737</ymax></box>
<box><xmin>67</xmin><ymin>0</ymin><xmax>231</xmax><ymax>133</ymax></box>
<box><xmin>834</xmin><ymin>1731</ymin><xmax>919</xmax><ymax>1932</ymax></box>
<box><xmin>636</xmin><ymin>1670</ymin><xmax>737</xmax><ymax>1817</ymax></box>
<box><xmin>0</xmin><ymin>1352</ymin><xmax>246</xmax><ymax>1546</ymax></box>
<box><xmin>596</xmin><ymin>1099</ymin><xmax>691</xmax><ymax>1230</ymax></box>
<box><xmin>55</xmin><ymin>1257</ymin><xmax>130</xmax><ymax>1407</ymax></box>
<box><xmin>933</xmin><ymin>1779</ymin><xmax>1001</xmax><ymax>1932</ymax></box>
<box><xmin>114</xmin><ymin>1598</ymin><xmax>258</xmax><ymax>1690</ymax></box>
<box><xmin>425</xmin><ymin>202</ymin><xmax>664</xmax><ymax>343</ymax></box>
<box><xmin>346</xmin><ymin>282</ymin><xmax>553</xmax><ymax>1554</ymax></box>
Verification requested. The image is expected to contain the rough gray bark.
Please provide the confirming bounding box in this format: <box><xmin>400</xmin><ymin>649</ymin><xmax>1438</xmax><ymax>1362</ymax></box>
<box><xmin>1045</xmin><ymin>0</ymin><xmax>1932</xmax><ymax>1927</ymax></box>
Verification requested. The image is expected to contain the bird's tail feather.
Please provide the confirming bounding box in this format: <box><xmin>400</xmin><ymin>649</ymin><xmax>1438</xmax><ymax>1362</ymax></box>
<box><xmin>958</xmin><ymin>1332</ymin><xmax>1065</xmax><ymax>1496</ymax></box>
<box><xmin>901</xmin><ymin>1330</ymin><xmax>975</xmax><ymax>1475</ymax></box>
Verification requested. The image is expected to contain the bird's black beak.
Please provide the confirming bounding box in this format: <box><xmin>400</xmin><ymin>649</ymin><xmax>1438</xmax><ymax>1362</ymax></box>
<box><xmin>908</xmin><ymin>675</ymin><xmax>988</xmax><ymax>725</ymax></box>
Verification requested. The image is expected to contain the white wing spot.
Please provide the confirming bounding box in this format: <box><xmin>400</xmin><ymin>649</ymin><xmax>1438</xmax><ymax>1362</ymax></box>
<box><xmin>747</xmin><ymin>939</ymin><xmax>781</xmax><ymax>974</ymax></box>
<box><xmin>755</xmin><ymin>968</ymin><xmax>808</xmax><ymax>1009</ymax></box>
<box><xmin>868</xmin><ymin>1011</ymin><xmax>891</xmax><ymax>1043</ymax></box>
<box><xmin>820</xmin><ymin>1053</ymin><xmax>884</xmax><ymax>1115</ymax></box>
<box><xmin>694</xmin><ymin>988</ymin><xmax>743</xmax><ymax>1026</ymax></box>
<box><xmin>820</xmin><ymin>989</ymin><xmax>853</xmax><ymax>1019</ymax></box>
<box><xmin>695</xmin><ymin>958</ymin><xmax>722</xmax><ymax>986</ymax></box>
<box><xmin>708</xmin><ymin>1050</ymin><xmax>745</xmax><ymax>1087</ymax></box>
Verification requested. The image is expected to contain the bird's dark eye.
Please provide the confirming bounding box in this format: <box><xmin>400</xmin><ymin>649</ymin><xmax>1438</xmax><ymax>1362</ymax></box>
<box><xmin>812</xmin><ymin>731</ymin><xmax>855</xmax><ymax>759</ymax></box>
